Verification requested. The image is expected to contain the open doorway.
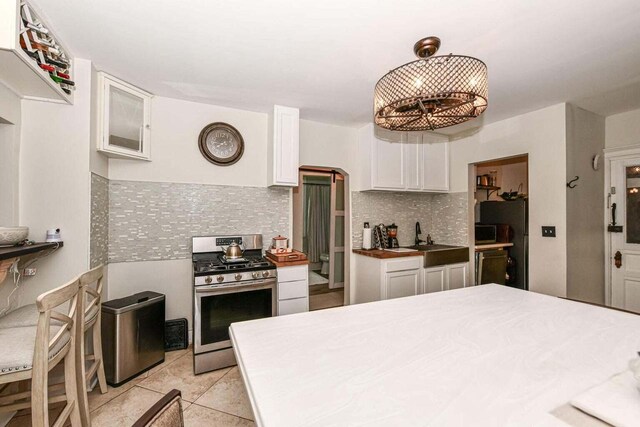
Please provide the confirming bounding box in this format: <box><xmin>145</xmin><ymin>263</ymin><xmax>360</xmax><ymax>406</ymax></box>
<box><xmin>292</xmin><ymin>166</ymin><xmax>349</xmax><ymax>311</ymax></box>
<box><xmin>470</xmin><ymin>155</ymin><xmax>529</xmax><ymax>289</ymax></box>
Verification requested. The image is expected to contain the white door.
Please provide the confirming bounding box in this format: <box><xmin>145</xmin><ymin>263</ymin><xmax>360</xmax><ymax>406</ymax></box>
<box><xmin>329</xmin><ymin>174</ymin><xmax>346</xmax><ymax>290</ymax></box>
<box><xmin>447</xmin><ymin>263</ymin><xmax>469</xmax><ymax>290</ymax></box>
<box><xmin>384</xmin><ymin>270</ymin><xmax>420</xmax><ymax>300</ymax></box>
<box><xmin>609</xmin><ymin>157</ymin><xmax>640</xmax><ymax>313</ymax></box>
<box><xmin>421</xmin><ymin>133</ymin><xmax>449</xmax><ymax>191</ymax></box>
<box><xmin>404</xmin><ymin>133</ymin><xmax>422</xmax><ymax>190</ymax></box>
<box><xmin>423</xmin><ymin>266</ymin><xmax>446</xmax><ymax>293</ymax></box>
<box><xmin>372</xmin><ymin>129</ymin><xmax>405</xmax><ymax>190</ymax></box>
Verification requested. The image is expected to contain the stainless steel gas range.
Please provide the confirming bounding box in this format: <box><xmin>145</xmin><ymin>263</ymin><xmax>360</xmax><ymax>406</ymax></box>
<box><xmin>192</xmin><ymin>234</ymin><xmax>277</xmax><ymax>374</ymax></box>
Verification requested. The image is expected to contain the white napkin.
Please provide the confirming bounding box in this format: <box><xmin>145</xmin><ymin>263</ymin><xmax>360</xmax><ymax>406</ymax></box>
<box><xmin>570</xmin><ymin>370</ymin><xmax>640</xmax><ymax>427</ymax></box>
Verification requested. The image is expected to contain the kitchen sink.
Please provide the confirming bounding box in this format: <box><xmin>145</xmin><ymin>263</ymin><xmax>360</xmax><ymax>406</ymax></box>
<box><xmin>405</xmin><ymin>244</ymin><xmax>469</xmax><ymax>267</ymax></box>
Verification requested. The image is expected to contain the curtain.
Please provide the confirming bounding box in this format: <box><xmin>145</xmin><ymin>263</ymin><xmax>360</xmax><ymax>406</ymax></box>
<box><xmin>304</xmin><ymin>184</ymin><xmax>331</xmax><ymax>263</ymax></box>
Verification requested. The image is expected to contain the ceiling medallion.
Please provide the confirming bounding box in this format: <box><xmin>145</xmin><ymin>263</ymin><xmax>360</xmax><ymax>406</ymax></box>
<box><xmin>374</xmin><ymin>36</ymin><xmax>488</xmax><ymax>131</ymax></box>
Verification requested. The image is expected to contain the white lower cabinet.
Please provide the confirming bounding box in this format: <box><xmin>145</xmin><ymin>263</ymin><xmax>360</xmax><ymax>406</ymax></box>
<box><xmin>423</xmin><ymin>266</ymin><xmax>446</xmax><ymax>293</ymax></box>
<box><xmin>354</xmin><ymin>254</ymin><xmax>423</xmax><ymax>303</ymax></box>
<box><xmin>423</xmin><ymin>262</ymin><xmax>469</xmax><ymax>294</ymax></box>
<box><xmin>276</xmin><ymin>264</ymin><xmax>309</xmax><ymax>316</ymax></box>
<box><xmin>384</xmin><ymin>269</ymin><xmax>421</xmax><ymax>300</ymax></box>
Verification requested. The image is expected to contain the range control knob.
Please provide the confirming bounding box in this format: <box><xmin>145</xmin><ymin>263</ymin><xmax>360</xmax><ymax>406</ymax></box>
<box><xmin>216</xmin><ymin>275</ymin><xmax>224</xmax><ymax>283</ymax></box>
<box><xmin>252</xmin><ymin>271</ymin><xmax>260</xmax><ymax>279</ymax></box>
<box><xmin>234</xmin><ymin>273</ymin><xmax>242</xmax><ymax>281</ymax></box>
<box><xmin>205</xmin><ymin>276</ymin><xmax>213</xmax><ymax>284</ymax></box>
<box><xmin>262</xmin><ymin>271</ymin><xmax>270</xmax><ymax>278</ymax></box>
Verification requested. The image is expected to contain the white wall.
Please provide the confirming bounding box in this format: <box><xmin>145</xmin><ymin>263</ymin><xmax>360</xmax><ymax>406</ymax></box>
<box><xmin>0</xmin><ymin>82</ymin><xmax>21</xmax><ymax>226</ymax></box>
<box><xmin>606</xmin><ymin>108</ymin><xmax>640</xmax><ymax>149</ymax></box>
<box><xmin>18</xmin><ymin>59</ymin><xmax>93</xmax><ymax>305</ymax></box>
<box><xmin>108</xmin><ymin>96</ymin><xmax>269</xmax><ymax>186</ymax></box>
<box><xmin>450</xmin><ymin>103</ymin><xmax>568</xmax><ymax>297</ymax></box>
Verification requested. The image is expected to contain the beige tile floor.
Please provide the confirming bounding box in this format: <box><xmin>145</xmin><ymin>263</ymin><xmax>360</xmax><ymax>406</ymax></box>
<box><xmin>309</xmin><ymin>289</ymin><xmax>344</xmax><ymax>311</ymax></box>
<box><xmin>7</xmin><ymin>347</ymin><xmax>255</xmax><ymax>427</ymax></box>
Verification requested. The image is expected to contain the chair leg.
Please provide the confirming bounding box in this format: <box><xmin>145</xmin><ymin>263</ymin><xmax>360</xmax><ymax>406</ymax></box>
<box><xmin>65</xmin><ymin>347</ymin><xmax>82</xmax><ymax>427</ymax></box>
<box><xmin>76</xmin><ymin>325</ymin><xmax>91</xmax><ymax>427</ymax></box>
<box><xmin>31</xmin><ymin>367</ymin><xmax>48</xmax><ymax>427</ymax></box>
<box><xmin>92</xmin><ymin>317</ymin><xmax>108</xmax><ymax>394</ymax></box>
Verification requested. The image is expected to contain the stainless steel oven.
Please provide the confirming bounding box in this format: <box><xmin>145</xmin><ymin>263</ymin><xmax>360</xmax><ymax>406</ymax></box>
<box><xmin>192</xmin><ymin>234</ymin><xmax>277</xmax><ymax>374</ymax></box>
<box><xmin>194</xmin><ymin>279</ymin><xmax>276</xmax><ymax>352</ymax></box>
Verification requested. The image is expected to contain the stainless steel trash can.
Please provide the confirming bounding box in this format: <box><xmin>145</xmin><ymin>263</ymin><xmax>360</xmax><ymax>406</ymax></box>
<box><xmin>101</xmin><ymin>291</ymin><xmax>165</xmax><ymax>386</ymax></box>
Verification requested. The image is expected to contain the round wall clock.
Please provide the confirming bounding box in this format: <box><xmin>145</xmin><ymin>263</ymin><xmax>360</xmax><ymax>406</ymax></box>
<box><xmin>198</xmin><ymin>122</ymin><xmax>244</xmax><ymax>166</ymax></box>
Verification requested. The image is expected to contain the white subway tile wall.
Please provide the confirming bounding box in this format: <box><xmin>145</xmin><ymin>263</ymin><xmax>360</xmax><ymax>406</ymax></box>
<box><xmin>106</xmin><ymin>180</ymin><xmax>290</xmax><ymax>263</ymax></box>
<box><xmin>351</xmin><ymin>191</ymin><xmax>468</xmax><ymax>248</ymax></box>
<box><xmin>90</xmin><ymin>173</ymin><xmax>109</xmax><ymax>268</ymax></box>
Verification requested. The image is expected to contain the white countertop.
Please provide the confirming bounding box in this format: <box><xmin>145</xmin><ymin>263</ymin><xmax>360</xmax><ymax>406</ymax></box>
<box><xmin>230</xmin><ymin>285</ymin><xmax>640</xmax><ymax>426</ymax></box>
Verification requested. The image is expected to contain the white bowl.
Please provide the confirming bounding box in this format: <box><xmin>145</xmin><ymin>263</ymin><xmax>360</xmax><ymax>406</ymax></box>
<box><xmin>0</xmin><ymin>226</ymin><xmax>29</xmax><ymax>246</ymax></box>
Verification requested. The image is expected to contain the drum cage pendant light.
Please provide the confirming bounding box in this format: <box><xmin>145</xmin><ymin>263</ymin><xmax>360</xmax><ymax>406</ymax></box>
<box><xmin>374</xmin><ymin>36</ymin><xmax>488</xmax><ymax>131</ymax></box>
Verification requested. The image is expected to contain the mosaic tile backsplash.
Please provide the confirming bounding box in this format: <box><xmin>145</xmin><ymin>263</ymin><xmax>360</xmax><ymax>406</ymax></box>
<box><xmin>108</xmin><ymin>180</ymin><xmax>290</xmax><ymax>263</ymax></box>
<box><xmin>90</xmin><ymin>173</ymin><xmax>109</xmax><ymax>268</ymax></box>
<box><xmin>351</xmin><ymin>191</ymin><xmax>468</xmax><ymax>249</ymax></box>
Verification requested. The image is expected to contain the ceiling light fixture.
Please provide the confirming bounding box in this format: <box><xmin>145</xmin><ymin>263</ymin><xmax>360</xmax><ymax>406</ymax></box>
<box><xmin>374</xmin><ymin>36</ymin><xmax>488</xmax><ymax>131</ymax></box>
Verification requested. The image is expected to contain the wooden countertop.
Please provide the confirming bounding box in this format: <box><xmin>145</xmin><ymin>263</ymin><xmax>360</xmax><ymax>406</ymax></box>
<box><xmin>0</xmin><ymin>241</ymin><xmax>63</xmax><ymax>261</ymax></box>
<box><xmin>352</xmin><ymin>248</ymin><xmax>424</xmax><ymax>259</ymax></box>
<box><xmin>269</xmin><ymin>258</ymin><xmax>309</xmax><ymax>268</ymax></box>
<box><xmin>475</xmin><ymin>242</ymin><xmax>514</xmax><ymax>250</ymax></box>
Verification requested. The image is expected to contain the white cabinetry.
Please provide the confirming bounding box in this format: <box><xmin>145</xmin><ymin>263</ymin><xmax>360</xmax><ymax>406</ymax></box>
<box><xmin>354</xmin><ymin>254</ymin><xmax>423</xmax><ymax>303</ymax></box>
<box><xmin>268</xmin><ymin>105</ymin><xmax>300</xmax><ymax>187</ymax></box>
<box><xmin>276</xmin><ymin>264</ymin><xmax>309</xmax><ymax>316</ymax></box>
<box><xmin>385</xmin><ymin>269</ymin><xmax>421</xmax><ymax>300</ymax></box>
<box><xmin>0</xmin><ymin>0</ymin><xmax>73</xmax><ymax>103</ymax></box>
<box><xmin>423</xmin><ymin>262</ymin><xmax>469</xmax><ymax>294</ymax></box>
<box><xmin>359</xmin><ymin>124</ymin><xmax>449</xmax><ymax>192</ymax></box>
<box><xmin>97</xmin><ymin>72</ymin><xmax>152</xmax><ymax>160</ymax></box>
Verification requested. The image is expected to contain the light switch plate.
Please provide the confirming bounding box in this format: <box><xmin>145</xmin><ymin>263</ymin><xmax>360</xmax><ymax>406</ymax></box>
<box><xmin>542</xmin><ymin>226</ymin><xmax>556</xmax><ymax>237</ymax></box>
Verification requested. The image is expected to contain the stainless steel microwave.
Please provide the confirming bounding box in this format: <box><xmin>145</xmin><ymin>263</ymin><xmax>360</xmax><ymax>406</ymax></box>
<box><xmin>475</xmin><ymin>224</ymin><xmax>497</xmax><ymax>244</ymax></box>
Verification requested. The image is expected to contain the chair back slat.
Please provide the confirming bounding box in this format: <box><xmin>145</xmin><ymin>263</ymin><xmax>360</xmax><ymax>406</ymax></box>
<box><xmin>33</xmin><ymin>277</ymin><xmax>81</xmax><ymax>373</ymax></box>
<box><xmin>79</xmin><ymin>265</ymin><xmax>104</xmax><ymax>317</ymax></box>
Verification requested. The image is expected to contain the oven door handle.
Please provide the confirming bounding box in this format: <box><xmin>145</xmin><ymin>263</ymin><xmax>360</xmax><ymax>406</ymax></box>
<box><xmin>195</xmin><ymin>280</ymin><xmax>276</xmax><ymax>294</ymax></box>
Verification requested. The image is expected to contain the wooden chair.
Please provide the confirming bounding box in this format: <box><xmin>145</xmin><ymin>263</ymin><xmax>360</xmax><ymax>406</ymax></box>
<box><xmin>132</xmin><ymin>389</ymin><xmax>184</xmax><ymax>427</ymax></box>
<box><xmin>0</xmin><ymin>277</ymin><xmax>82</xmax><ymax>427</ymax></box>
<box><xmin>76</xmin><ymin>265</ymin><xmax>108</xmax><ymax>426</ymax></box>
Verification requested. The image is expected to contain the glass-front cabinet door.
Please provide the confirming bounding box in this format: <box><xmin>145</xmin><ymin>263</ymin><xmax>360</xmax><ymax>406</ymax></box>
<box><xmin>97</xmin><ymin>72</ymin><xmax>152</xmax><ymax>160</ymax></box>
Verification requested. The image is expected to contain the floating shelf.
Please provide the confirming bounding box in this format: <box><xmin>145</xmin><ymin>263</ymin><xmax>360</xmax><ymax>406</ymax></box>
<box><xmin>0</xmin><ymin>241</ymin><xmax>63</xmax><ymax>261</ymax></box>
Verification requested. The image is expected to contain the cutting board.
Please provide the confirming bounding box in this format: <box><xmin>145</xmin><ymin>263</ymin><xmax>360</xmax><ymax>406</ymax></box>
<box><xmin>266</xmin><ymin>250</ymin><xmax>307</xmax><ymax>263</ymax></box>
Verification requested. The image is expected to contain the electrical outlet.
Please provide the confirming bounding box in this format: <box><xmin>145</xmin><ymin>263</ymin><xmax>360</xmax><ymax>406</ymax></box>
<box><xmin>542</xmin><ymin>226</ymin><xmax>556</xmax><ymax>237</ymax></box>
<box><xmin>23</xmin><ymin>267</ymin><xmax>37</xmax><ymax>276</ymax></box>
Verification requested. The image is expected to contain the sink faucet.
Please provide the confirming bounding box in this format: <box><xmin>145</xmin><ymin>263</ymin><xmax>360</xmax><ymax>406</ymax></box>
<box><xmin>415</xmin><ymin>222</ymin><xmax>426</xmax><ymax>246</ymax></box>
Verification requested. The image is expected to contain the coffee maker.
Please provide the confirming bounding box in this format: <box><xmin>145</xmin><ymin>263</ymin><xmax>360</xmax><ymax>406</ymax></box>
<box><xmin>386</xmin><ymin>223</ymin><xmax>399</xmax><ymax>248</ymax></box>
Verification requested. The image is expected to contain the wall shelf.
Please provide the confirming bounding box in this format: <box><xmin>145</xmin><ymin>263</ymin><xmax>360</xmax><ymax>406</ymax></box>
<box><xmin>476</xmin><ymin>185</ymin><xmax>500</xmax><ymax>198</ymax></box>
<box><xmin>0</xmin><ymin>241</ymin><xmax>63</xmax><ymax>262</ymax></box>
<box><xmin>0</xmin><ymin>0</ymin><xmax>73</xmax><ymax>104</ymax></box>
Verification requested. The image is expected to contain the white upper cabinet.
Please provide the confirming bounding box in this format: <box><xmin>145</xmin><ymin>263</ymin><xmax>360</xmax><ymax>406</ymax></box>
<box><xmin>371</xmin><ymin>127</ymin><xmax>405</xmax><ymax>190</ymax></box>
<box><xmin>268</xmin><ymin>105</ymin><xmax>300</xmax><ymax>187</ymax></box>
<box><xmin>421</xmin><ymin>133</ymin><xmax>449</xmax><ymax>192</ymax></box>
<box><xmin>97</xmin><ymin>72</ymin><xmax>152</xmax><ymax>160</ymax></box>
<box><xmin>359</xmin><ymin>124</ymin><xmax>450</xmax><ymax>192</ymax></box>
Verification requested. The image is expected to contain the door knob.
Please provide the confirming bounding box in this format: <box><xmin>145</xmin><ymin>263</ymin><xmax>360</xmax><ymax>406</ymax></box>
<box><xmin>614</xmin><ymin>251</ymin><xmax>622</xmax><ymax>269</ymax></box>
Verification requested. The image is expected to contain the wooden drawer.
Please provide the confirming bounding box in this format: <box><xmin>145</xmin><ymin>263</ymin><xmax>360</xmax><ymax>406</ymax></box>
<box><xmin>384</xmin><ymin>257</ymin><xmax>422</xmax><ymax>273</ymax></box>
<box><xmin>278</xmin><ymin>264</ymin><xmax>308</xmax><ymax>282</ymax></box>
<box><xmin>278</xmin><ymin>297</ymin><xmax>308</xmax><ymax>316</ymax></box>
<box><xmin>278</xmin><ymin>279</ymin><xmax>308</xmax><ymax>300</ymax></box>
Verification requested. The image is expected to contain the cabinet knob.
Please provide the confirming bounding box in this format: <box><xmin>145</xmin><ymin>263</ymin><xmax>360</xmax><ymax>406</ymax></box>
<box><xmin>145</xmin><ymin>124</ymin><xmax>150</xmax><ymax>129</ymax></box>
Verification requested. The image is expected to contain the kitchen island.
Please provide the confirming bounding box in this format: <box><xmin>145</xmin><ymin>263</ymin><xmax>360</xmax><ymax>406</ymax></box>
<box><xmin>230</xmin><ymin>285</ymin><xmax>636</xmax><ymax>426</ymax></box>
